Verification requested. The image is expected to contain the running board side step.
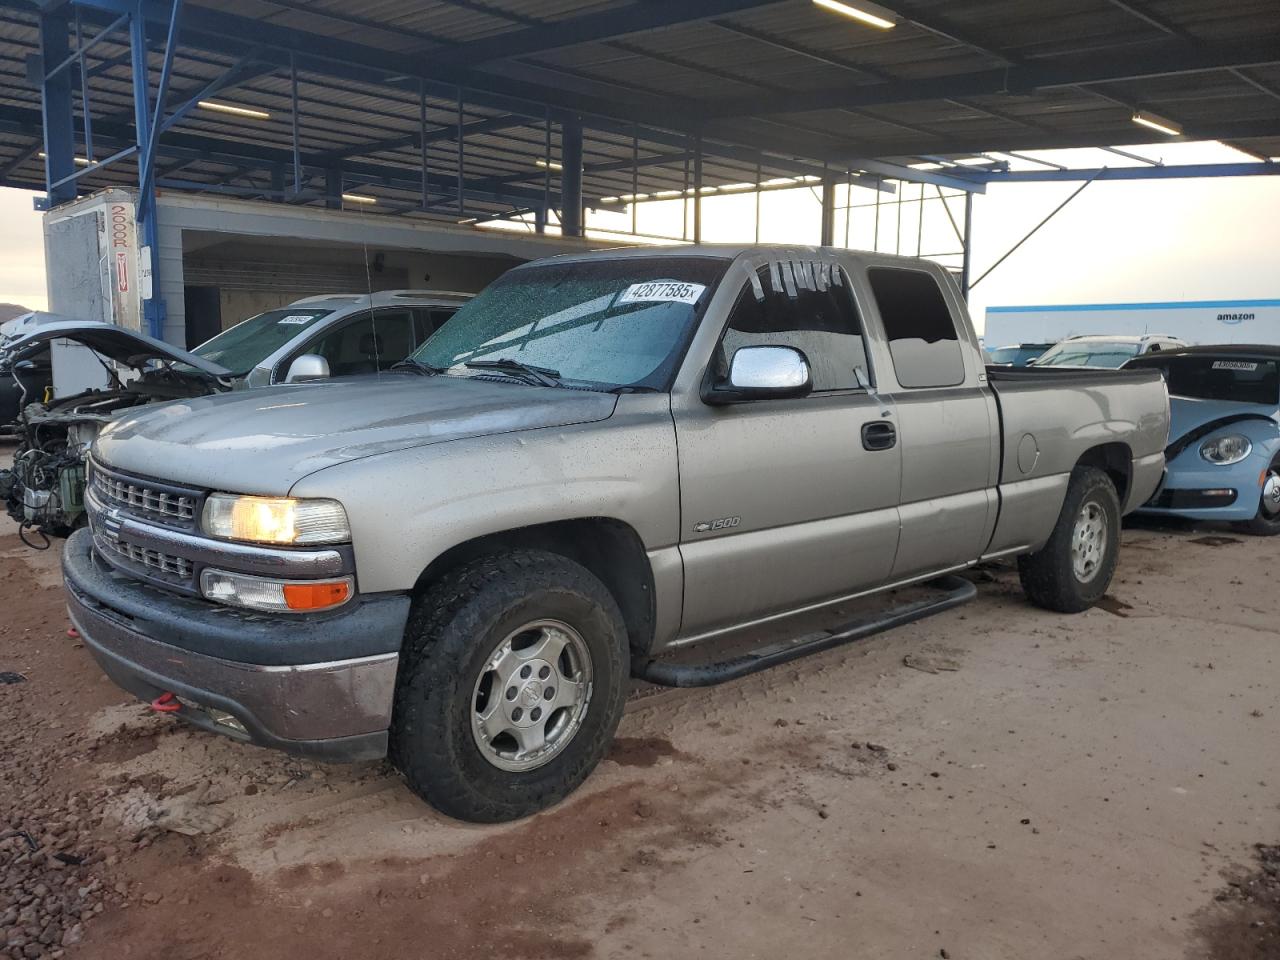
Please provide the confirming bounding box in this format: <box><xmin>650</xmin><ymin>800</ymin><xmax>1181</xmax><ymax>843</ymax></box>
<box><xmin>632</xmin><ymin>574</ymin><xmax>977</xmax><ymax>688</ymax></box>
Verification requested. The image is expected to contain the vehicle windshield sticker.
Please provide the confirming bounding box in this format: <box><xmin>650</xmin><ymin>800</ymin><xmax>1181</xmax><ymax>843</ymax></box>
<box><xmin>617</xmin><ymin>281</ymin><xmax>706</xmax><ymax>305</ymax></box>
<box><xmin>278</xmin><ymin>314</ymin><xmax>318</xmax><ymax>325</ymax></box>
<box><xmin>1212</xmin><ymin>360</ymin><xmax>1258</xmax><ymax>371</ymax></box>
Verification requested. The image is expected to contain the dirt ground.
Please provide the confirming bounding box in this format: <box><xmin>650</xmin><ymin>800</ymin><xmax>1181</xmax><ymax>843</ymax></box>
<box><xmin>2</xmin><ymin>450</ymin><xmax>1278</xmax><ymax>959</ymax></box>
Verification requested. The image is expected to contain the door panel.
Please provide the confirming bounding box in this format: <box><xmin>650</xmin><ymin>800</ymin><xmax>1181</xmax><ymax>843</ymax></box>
<box><xmin>889</xmin><ymin>388</ymin><xmax>996</xmax><ymax>578</ymax></box>
<box><xmin>676</xmin><ymin>392</ymin><xmax>901</xmax><ymax>637</ymax></box>
<box><xmin>675</xmin><ymin>260</ymin><xmax>904</xmax><ymax>638</ymax></box>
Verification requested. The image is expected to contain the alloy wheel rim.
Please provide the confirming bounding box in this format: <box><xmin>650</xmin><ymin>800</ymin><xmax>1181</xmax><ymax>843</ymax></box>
<box><xmin>470</xmin><ymin>619</ymin><xmax>593</xmax><ymax>773</ymax></box>
<box><xmin>1071</xmin><ymin>500</ymin><xmax>1108</xmax><ymax>583</ymax></box>
<box><xmin>1261</xmin><ymin>470</ymin><xmax>1280</xmax><ymax>518</ymax></box>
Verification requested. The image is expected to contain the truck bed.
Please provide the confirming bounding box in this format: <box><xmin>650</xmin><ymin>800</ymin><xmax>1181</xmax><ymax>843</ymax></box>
<box><xmin>980</xmin><ymin>363</ymin><xmax>1168</xmax><ymax>558</ymax></box>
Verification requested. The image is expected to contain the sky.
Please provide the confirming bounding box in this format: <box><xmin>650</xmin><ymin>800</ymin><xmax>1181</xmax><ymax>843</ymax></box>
<box><xmin>2</xmin><ymin>139</ymin><xmax>1277</xmax><ymax>332</ymax></box>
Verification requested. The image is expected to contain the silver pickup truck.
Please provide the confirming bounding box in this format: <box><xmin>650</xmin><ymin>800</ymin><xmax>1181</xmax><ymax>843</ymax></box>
<box><xmin>61</xmin><ymin>245</ymin><xmax>1169</xmax><ymax>822</ymax></box>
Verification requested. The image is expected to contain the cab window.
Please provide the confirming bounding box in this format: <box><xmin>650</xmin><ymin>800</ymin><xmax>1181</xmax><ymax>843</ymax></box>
<box><xmin>868</xmin><ymin>267</ymin><xmax>965</xmax><ymax>389</ymax></box>
<box><xmin>718</xmin><ymin>263</ymin><xmax>868</xmax><ymax>392</ymax></box>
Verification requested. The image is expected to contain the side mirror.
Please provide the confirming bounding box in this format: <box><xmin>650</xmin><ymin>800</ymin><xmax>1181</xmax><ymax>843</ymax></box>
<box><xmin>704</xmin><ymin>345</ymin><xmax>812</xmax><ymax>405</ymax></box>
<box><xmin>284</xmin><ymin>354</ymin><xmax>330</xmax><ymax>383</ymax></box>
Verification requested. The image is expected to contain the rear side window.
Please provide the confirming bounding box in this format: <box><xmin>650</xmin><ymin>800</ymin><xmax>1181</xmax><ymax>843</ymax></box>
<box><xmin>868</xmin><ymin>267</ymin><xmax>965</xmax><ymax>388</ymax></box>
<box><xmin>1158</xmin><ymin>356</ymin><xmax>1280</xmax><ymax>404</ymax></box>
<box><xmin>720</xmin><ymin>263</ymin><xmax>868</xmax><ymax>392</ymax></box>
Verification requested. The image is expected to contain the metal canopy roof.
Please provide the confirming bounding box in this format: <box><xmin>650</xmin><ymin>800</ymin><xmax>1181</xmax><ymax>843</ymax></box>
<box><xmin>1</xmin><ymin>0</ymin><xmax>1279</xmax><ymax>221</ymax></box>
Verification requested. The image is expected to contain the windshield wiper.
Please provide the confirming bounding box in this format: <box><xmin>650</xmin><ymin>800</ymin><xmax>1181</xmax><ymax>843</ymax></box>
<box><xmin>464</xmin><ymin>358</ymin><xmax>562</xmax><ymax>387</ymax></box>
<box><xmin>391</xmin><ymin>357</ymin><xmax>444</xmax><ymax>376</ymax></box>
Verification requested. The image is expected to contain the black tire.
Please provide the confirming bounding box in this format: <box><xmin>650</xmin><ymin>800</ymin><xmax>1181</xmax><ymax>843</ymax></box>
<box><xmin>1018</xmin><ymin>466</ymin><xmax>1121</xmax><ymax>613</ymax></box>
<box><xmin>1236</xmin><ymin>458</ymin><xmax>1280</xmax><ymax>536</ymax></box>
<box><xmin>389</xmin><ymin>550</ymin><xmax>628</xmax><ymax>823</ymax></box>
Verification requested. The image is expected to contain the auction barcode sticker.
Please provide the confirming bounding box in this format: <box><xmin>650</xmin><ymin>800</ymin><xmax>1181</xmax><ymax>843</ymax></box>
<box><xmin>617</xmin><ymin>280</ymin><xmax>706</xmax><ymax>305</ymax></box>
<box><xmin>278</xmin><ymin>314</ymin><xmax>319</xmax><ymax>325</ymax></box>
<box><xmin>1212</xmin><ymin>360</ymin><xmax>1258</xmax><ymax>371</ymax></box>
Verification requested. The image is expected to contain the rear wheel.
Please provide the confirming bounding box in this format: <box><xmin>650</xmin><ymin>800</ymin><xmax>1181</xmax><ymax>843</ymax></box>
<box><xmin>389</xmin><ymin>550</ymin><xmax>628</xmax><ymax>823</ymax></box>
<box><xmin>1018</xmin><ymin>466</ymin><xmax>1121</xmax><ymax>613</ymax></box>
<box><xmin>1238</xmin><ymin>458</ymin><xmax>1280</xmax><ymax>536</ymax></box>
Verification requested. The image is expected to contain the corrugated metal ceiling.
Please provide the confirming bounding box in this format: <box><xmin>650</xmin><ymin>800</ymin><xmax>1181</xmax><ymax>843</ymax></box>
<box><xmin>0</xmin><ymin>0</ymin><xmax>1276</xmax><ymax>220</ymax></box>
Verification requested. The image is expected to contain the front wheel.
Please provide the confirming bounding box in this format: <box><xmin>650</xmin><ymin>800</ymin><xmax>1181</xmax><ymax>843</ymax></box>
<box><xmin>389</xmin><ymin>550</ymin><xmax>628</xmax><ymax>823</ymax></box>
<box><xmin>1018</xmin><ymin>466</ymin><xmax>1121</xmax><ymax>613</ymax></box>
<box><xmin>1237</xmin><ymin>459</ymin><xmax>1280</xmax><ymax>536</ymax></box>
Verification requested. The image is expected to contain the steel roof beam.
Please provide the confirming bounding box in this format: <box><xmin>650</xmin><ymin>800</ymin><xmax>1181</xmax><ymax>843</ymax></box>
<box><xmin>695</xmin><ymin>39</ymin><xmax>1280</xmax><ymax>117</ymax></box>
<box><xmin>862</xmin><ymin>117</ymin><xmax>1280</xmax><ymax>162</ymax></box>
<box><xmin>427</xmin><ymin>0</ymin><xmax>786</xmax><ymax>68</ymax></box>
<box><xmin>969</xmin><ymin>163</ymin><xmax>1280</xmax><ymax>183</ymax></box>
<box><xmin>311</xmin><ymin>114</ymin><xmax>529</xmax><ymax>163</ymax></box>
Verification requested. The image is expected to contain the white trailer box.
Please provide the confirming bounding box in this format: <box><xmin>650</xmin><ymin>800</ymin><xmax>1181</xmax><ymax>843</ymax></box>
<box><xmin>40</xmin><ymin>189</ymin><xmax>144</xmax><ymax>398</ymax></box>
<box><xmin>985</xmin><ymin>299</ymin><xmax>1280</xmax><ymax>348</ymax></box>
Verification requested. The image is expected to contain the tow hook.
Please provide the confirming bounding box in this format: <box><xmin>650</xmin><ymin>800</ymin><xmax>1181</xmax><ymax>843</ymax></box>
<box><xmin>150</xmin><ymin>692</ymin><xmax>182</xmax><ymax>713</ymax></box>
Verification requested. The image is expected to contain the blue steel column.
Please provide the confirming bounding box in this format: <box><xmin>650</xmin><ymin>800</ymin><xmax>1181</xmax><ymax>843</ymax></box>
<box><xmin>39</xmin><ymin>9</ymin><xmax>76</xmax><ymax>206</ymax></box>
<box><xmin>560</xmin><ymin>115</ymin><xmax>583</xmax><ymax>238</ymax></box>
<box><xmin>130</xmin><ymin>4</ymin><xmax>165</xmax><ymax>338</ymax></box>
<box><xmin>960</xmin><ymin>191</ymin><xmax>973</xmax><ymax>299</ymax></box>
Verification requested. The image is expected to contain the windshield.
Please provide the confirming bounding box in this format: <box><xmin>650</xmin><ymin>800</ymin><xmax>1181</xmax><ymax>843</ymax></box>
<box><xmin>1143</xmin><ymin>356</ymin><xmax>1280</xmax><ymax>405</ymax></box>
<box><xmin>989</xmin><ymin>345</ymin><xmax>1047</xmax><ymax>365</ymax></box>
<box><xmin>1035</xmin><ymin>341</ymin><xmax>1142</xmax><ymax>368</ymax></box>
<box><xmin>412</xmin><ymin>257</ymin><xmax>729</xmax><ymax>390</ymax></box>
<box><xmin>190</xmin><ymin>308</ymin><xmax>333</xmax><ymax>375</ymax></box>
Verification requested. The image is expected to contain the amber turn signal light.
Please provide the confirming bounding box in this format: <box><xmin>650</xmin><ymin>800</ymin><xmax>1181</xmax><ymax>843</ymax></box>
<box><xmin>282</xmin><ymin>580</ymin><xmax>352</xmax><ymax>611</ymax></box>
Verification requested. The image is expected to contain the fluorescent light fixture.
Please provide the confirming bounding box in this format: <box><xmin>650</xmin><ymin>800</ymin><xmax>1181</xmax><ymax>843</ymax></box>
<box><xmin>1131</xmin><ymin>111</ymin><xmax>1181</xmax><ymax>137</ymax></box>
<box><xmin>654</xmin><ymin>189</ymin><xmax>683</xmax><ymax>198</ymax></box>
<box><xmin>38</xmin><ymin>151</ymin><xmax>94</xmax><ymax>167</ymax></box>
<box><xmin>599</xmin><ymin>196</ymin><xmax>620</xmax><ymax>203</ymax></box>
<box><xmin>198</xmin><ymin>100</ymin><xmax>271</xmax><ymax>120</ymax></box>
<box><xmin>534</xmin><ymin>159</ymin><xmax>563</xmax><ymax>171</ymax></box>
<box><xmin>341</xmin><ymin>192</ymin><xmax>377</xmax><ymax>205</ymax></box>
<box><xmin>619</xmin><ymin>193</ymin><xmax>650</xmax><ymax>202</ymax></box>
<box><xmin>812</xmin><ymin>0</ymin><xmax>896</xmax><ymax>29</ymax></box>
<box><xmin>718</xmin><ymin>182</ymin><xmax>757</xmax><ymax>192</ymax></box>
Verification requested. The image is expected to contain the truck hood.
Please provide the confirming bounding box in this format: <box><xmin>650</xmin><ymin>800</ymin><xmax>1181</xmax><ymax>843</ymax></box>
<box><xmin>92</xmin><ymin>373</ymin><xmax>618</xmax><ymax>493</ymax></box>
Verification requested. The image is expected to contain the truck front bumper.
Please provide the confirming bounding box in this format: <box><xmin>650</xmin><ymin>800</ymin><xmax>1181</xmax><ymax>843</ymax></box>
<box><xmin>62</xmin><ymin>529</ymin><xmax>410</xmax><ymax>762</ymax></box>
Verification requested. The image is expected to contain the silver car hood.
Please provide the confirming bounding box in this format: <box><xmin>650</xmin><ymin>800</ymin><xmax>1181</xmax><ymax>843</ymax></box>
<box><xmin>6</xmin><ymin>321</ymin><xmax>232</xmax><ymax>377</ymax></box>
<box><xmin>92</xmin><ymin>374</ymin><xmax>618</xmax><ymax>494</ymax></box>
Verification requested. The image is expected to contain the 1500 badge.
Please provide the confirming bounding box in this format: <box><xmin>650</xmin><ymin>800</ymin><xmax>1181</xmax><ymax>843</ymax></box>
<box><xmin>692</xmin><ymin>516</ymin><xmax>741</xmax><ymax>533</ymax></box>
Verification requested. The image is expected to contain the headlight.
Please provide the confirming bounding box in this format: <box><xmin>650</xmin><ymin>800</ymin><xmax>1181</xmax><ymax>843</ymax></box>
<box><xmin>202</xmin><ymin>494</ymin><xmax>350</xmax><ymax>545</ymax></box>
<box><xmin>200</xmin><ymin>568</ymin><xmax>352</xmax><ymax>613</ymax></box>
<box><xmin>1200</xmin><ymin>434</ymin><xmax>1252</xmax><ymax>465</ymax></box>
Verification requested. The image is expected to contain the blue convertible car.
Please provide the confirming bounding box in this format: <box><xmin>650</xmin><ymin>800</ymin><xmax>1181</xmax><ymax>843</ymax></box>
<box><xmin>1125</xmin><ymin>345</ymin><xmax>1280</xmax><ymax>535</ymax></box>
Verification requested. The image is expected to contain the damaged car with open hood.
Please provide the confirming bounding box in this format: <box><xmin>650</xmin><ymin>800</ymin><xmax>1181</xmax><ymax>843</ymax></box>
<box><xmin>0</xmin><ymin>322</ymin><xmax>232</xmax><ymax>542</ymax></box>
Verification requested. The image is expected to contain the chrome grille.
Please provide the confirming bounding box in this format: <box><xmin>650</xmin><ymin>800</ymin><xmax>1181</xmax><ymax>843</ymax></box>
<box><xmin>95</xmin><ymin>533</ymin><xmax>194</xmax><ymax>581</ymax></box>
<box><xmin>92</xmin><ymin>471</ymin><xmax>195</xmax><ymax>522</ymax></box>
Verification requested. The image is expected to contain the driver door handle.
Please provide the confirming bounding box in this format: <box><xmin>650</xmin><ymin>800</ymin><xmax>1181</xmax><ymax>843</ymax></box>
<box><xmin>862</xmin><ymin>420</ymin><xmax>897</xmax><ymax>451</ymax></box>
